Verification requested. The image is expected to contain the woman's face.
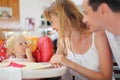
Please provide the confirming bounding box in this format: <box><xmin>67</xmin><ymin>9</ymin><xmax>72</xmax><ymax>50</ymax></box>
<box><xmin>13</xmin><ymin>36</ymin><xmax>28</xmax><ymax>56</ymax></box>
<box><xmin>50</xmin><ymin>14</ymin><xmax>59</xmax><ymax>31</ymax></box>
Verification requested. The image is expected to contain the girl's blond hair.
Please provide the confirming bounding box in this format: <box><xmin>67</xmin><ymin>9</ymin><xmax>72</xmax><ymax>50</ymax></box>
<box><xmin>6</xmin><ymin>34</ymin><xmax>25</xmax><ymax>56</ymax></box>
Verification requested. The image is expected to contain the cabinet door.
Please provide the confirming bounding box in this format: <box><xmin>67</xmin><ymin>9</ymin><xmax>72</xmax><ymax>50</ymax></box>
<box><xmin>0</xmin><ymin>0</ymin><xmax>8</xmax><ymax>6</ymax></box>
<box><xmin>0</xmin><ymin>0</ymin><xmax>19</xmax><ymax>21</ymax></box>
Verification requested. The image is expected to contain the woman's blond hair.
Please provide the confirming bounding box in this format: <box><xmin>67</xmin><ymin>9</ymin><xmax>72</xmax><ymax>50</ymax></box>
<box><xmin>44</xmin><ymin>0</ymin><xmax>87</xmax><ymax>39</ymax></box>
<box><xmin>6</xmin><ymin>34</ymin><xmax>25</xmax><ymax>56</ymax></box>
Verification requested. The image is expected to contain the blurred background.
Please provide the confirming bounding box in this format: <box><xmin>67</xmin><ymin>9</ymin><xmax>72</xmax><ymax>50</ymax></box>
<box><xmin>0</xmin><ymin>0</ymin><xmax>83</xmax><ymax>38</ymax></box>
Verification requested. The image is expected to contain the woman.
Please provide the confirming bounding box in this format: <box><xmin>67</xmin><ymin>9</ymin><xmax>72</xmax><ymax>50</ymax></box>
<box><xmin>44</xmin><ymin>0</ymin><xmax>113</xmax><ymax>80</ymax></box>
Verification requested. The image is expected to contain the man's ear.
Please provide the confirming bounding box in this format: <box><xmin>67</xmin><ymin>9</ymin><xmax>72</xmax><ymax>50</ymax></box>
<box><xmin>98</xmin><ymin>3</ymin><xmax>110</xmax><ymax>15</ymax></box>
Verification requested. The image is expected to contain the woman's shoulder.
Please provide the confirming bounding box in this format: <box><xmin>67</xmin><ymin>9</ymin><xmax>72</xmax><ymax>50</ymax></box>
<box><xmin>94</xmin><ymin>30</ymin><xmax>109</xmax><ymax>48</ymax></box>
<box><xmin>94</xmin><ymin>30</ymin><xmax>107</xmax><ymax>41</ymax></box>
<box><xmin>95</xmin><ymin>30</ymin><xmax>106</xmax><ymax>37</ymax></box>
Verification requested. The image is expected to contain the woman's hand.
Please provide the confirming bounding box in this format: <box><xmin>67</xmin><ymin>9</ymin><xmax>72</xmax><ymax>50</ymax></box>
<box><xmin>50</xmin><ymin>54</ymin><xmax>66</xmax><ymax>68</ymax></box>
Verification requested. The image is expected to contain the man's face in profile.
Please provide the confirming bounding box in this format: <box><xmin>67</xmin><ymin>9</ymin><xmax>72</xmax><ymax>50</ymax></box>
<box><xmin>82</xmin><ymin>0</ymin><xmax>104</xmax><ymax>32</ymax></box>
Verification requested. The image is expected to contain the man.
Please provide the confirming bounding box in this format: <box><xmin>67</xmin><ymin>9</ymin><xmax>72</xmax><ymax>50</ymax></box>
<box><xmin>82</xmin><ymin>0</ymin><xmax>120</xmax><ymax>68</ymax></box>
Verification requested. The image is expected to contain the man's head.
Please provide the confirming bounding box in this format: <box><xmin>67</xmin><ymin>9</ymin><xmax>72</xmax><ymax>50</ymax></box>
<box><xmin>88</xmin><ymin>0</ymin><xmax>120</xmax><ymax>12</ymax></box>
<box><xmin>82</xmin><ymin>0</ymin><xmax>120</xmax><ymax>34</ymax></box>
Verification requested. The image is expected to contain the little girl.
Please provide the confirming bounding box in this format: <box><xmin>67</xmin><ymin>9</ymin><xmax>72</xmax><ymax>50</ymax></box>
<box><xmin>2</xmin><ymin>34</ymin><xmax>35</xmax><ymax>63</ymax></box>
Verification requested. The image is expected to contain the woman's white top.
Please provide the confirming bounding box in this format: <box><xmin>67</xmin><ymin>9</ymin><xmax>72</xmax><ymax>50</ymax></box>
<box><xmin>63</xmin><ymin>33</ymin><xmax>100</xmax><ymax>80</ymax></box>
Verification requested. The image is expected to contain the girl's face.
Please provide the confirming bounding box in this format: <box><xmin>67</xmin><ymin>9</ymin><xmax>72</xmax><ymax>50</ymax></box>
<box><xmin>13</xmin><ymin>36</ymin><xmax>28</xmax><ymax>56</ymax></box>
<box><xmin>50</xmin><ymin>14</ymin><xmax>59</xmax><ymax>31</ymax></box>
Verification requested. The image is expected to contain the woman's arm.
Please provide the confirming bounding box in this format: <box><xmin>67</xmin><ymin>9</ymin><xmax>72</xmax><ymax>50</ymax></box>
<box><xmin>94</xmin><ymin>31</ymin><xmax>113</xmax><ymax>80</ymax></box>
<box><xmin>50</xmin><ymin>38</ymin><xmax>66</xmax><ymax>67</ymax></box>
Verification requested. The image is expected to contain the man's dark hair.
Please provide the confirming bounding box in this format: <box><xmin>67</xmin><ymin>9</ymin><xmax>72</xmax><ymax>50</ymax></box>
<box><xmin>88</xmin><ymin>0</ymin><xmax>120</xmax><ymax>12</ymax></box>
